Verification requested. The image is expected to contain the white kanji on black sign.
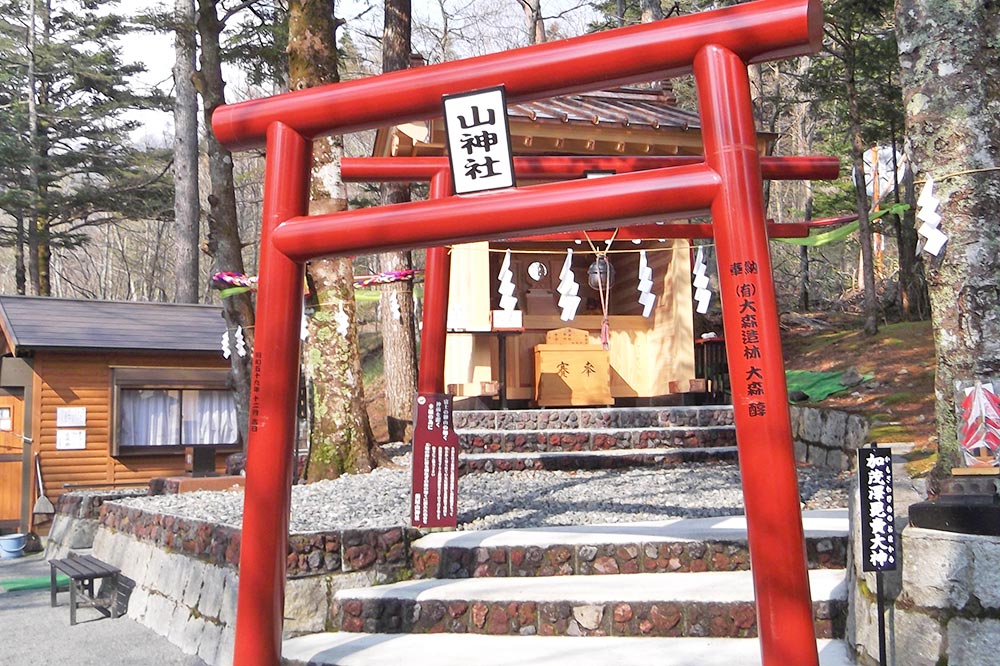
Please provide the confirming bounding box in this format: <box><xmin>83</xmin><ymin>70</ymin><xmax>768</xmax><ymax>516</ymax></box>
<box><xmin>442</xmin><ymin>86</ymin><xmax>516</xmax><ymax>195</ymax></box>
<box><xmin>858</xmin><ymin>446</ymin><xmax>899</xmax><ymax>572</ymax></box>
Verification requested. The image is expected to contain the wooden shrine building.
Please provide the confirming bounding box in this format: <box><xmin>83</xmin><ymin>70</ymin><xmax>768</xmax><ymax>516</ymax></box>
<box><xmin>374</xmin><ymin>87</ymin><xmax>770</xmax><ymax>406</ymax></box>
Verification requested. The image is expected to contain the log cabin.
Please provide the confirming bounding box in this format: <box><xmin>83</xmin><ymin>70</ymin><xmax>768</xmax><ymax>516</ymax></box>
<box><xmin>0</xmin><ymin>296</ymin><xmax>235</xmax><ymax>533</ymax></box>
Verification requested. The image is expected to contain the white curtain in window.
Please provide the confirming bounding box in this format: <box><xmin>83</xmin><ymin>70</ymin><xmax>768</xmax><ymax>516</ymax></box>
<box><xmin>182</xmin><ymin>390</ymin><xmax>238</xmax><ymax>445</ymax></box>
<box><xmin>119</xmin><ymin>389</ymin><xmax>180</xmax><ymax>446</ymax></box>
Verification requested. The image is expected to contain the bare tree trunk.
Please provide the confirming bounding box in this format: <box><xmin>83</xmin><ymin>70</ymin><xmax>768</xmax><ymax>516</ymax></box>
<box><xmin>640</xmin><ymin>0</ymin><xmax>663</xmax><ymax>23</ymax></box>
<box><xmin>897</xmin><ymin>159</ymin><xmax>927</xmax><ymax>319</ymax></box>
<box><xmin>288</xmin><ymin>0</ymin><xmax>385</xmax><ymax>478</ymax></box>
<box><xmin>14</xmin><ymin>213</ymin><xmax>26</xmax><ymax>294</ymax></box>
<box><xmin>798</xmin><ymin>180</ymin><xmax>813</xmax><ymax>311</ymax></box>
<box><xmin>173</xmin><ymin>0</ymin><xmax>200</xmax><ymax>303</ymax></box>
<box><xmin>845</xmin><ymin>60</ymin><xmax>878</xmax><ymax>335</ymax></box>
<box><xmin>897</xmin><ymin>0</ymin><xmax>1000</xmax><ymax>476</ymax></box>
<box><xmin>522</xmin><ymin>0</ymin><xmax>546</xmax><ymax>44</ymax></box>
<box><xmin>195</xmin><ymin>0</ymin><xmax>254</xmax><ymax>446</ymax></box>
<box><xmin>26</xmin><ymin>0</ymin><xmax>50</xmax><ymax>296</ymax></box>
<box><xmin>378</xmin><ymin>0</ymin><xmax>417</xmax><ymax>443</ymax></box>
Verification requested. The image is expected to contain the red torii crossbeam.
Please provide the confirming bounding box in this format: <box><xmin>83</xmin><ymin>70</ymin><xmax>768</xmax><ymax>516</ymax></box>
<box><xmin>212</xmin><ymin>1</ymin><xmax>827</xmax><ymax>664</ymax></box>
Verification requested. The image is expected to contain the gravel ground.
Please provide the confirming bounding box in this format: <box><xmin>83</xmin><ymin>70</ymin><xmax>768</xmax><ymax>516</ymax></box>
<box><xmin>112</xmin><ymin>451</ymin><xmax>850</xmax><ymax>533</ymax></box>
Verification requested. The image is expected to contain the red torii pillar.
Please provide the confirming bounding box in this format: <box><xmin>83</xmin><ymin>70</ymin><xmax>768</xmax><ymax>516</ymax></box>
<box><xmin>212</xmin><ymin>1</ymin><xmax>826</xmax><ymax>664</ymax></box>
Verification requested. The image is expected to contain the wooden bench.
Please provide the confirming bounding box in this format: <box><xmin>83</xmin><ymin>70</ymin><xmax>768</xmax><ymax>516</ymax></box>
<box><xmin>50</xmin><ymin>554</ymin><xmax>121</xmax><ymax>625</ymax></box>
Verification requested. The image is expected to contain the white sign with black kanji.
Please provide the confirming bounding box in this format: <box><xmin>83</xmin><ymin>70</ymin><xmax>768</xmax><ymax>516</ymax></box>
<box><xmin>442</xmin><ymin>86</ymin><xmax>516</xmax><ymax>195</ymax></box>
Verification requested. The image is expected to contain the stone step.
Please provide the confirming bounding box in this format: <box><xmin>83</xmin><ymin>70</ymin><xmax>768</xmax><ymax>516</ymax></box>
<box><xmin>458</xmin><ymin>425</ymin><xmax>738</xmax><ymax>454</ymax></box>
<box><xmin>331</xmin><ymin>568</ymin><xmax>847</xmax><ymax>639</ymax></box>
<box><xmin>411</xmin><ymin>510</ymin><xmax>849</xmax><ymax>578</ymax></box>
<box><xmin>283</xmin><ymin>633</ymin><xmax>854</xmax><ymax>666</ymax></box>
<box><xmin>459</xmin><ymin>446</ymin><xmax>738</xmax><ymax>474</ymax></box>
<box><xmin>454</xmin><ymin>405</ymin><xmax>735</xmax><ymax>431</ymax></box>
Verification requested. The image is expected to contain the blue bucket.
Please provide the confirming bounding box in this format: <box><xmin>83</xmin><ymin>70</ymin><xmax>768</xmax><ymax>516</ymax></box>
<box><xmin>0</xmin><ymin>533</ymin><xmax>26</xmax><ymax>559</ymax></box>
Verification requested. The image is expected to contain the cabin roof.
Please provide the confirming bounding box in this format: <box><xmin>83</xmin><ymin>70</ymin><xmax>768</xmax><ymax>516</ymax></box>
<box><xmin>0</xmin><ymin>295</ymin><xmax>228</xmax><ymax>356</ymax></box>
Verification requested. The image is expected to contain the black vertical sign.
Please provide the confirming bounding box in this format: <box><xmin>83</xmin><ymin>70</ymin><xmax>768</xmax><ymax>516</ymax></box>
<box><xmin>859</xmin><ymin>446</ymin><xmax>898</xmax><ymax>572</ymax></box>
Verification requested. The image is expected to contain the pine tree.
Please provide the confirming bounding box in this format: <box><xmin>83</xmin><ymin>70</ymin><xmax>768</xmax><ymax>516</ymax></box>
<box><xmin>0</xmin><ymin>0</ymin><xmax>172</xmax><ymax>296</ymax></box>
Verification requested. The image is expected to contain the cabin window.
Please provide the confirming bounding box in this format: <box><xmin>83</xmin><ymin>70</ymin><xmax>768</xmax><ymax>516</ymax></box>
<box><xmin>112</xmin><ymin>368</ymin><xmax>238</xmax><ymax>455</ymax></box>
<box><xmin>0</xmin><ymin>407</ymin><xmax>11</xmax><ymax>431</ymax></box>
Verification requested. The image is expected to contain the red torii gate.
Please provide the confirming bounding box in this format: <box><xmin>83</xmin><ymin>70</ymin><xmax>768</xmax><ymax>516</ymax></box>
<box><xmin>212</xmin><ymin>1</ymin><xmax>827</xmax><ymax>664</ymax></box>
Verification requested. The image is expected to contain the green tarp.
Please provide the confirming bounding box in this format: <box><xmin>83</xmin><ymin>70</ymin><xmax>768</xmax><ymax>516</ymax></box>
<box><xmin>785</xmin><ymin>369</ymin><xmax>869</xmax><ymax>402</ymax></box>
<box><xmin>0</xmin><ymin>573</ymin><xmax>68</xmax><ymax>592</ymax></box>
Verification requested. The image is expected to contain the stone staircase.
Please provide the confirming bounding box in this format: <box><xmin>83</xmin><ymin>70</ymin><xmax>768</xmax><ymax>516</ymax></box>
<box><xmin>454</xmin><ymin>405</ymin><xmax>739</xmax><ymax>473</ymax></box>
<box><xmin>283</xmin><ymin>511</ymin><xmax>853</xmax><ymax>665</ymax></box>
<box><xmin>281</xmin><ymin>406</ymin><xmax>854</xmax><ymax>665</ymax></box>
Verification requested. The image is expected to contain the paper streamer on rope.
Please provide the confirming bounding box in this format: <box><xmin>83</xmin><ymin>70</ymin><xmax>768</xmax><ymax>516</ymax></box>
<box><xmin>497</xmin><ymin>248</ymin><xmax>518</xmax><ymax>311</ymax></box>
<box><xmin>221</xmin><ymin>331</ymin><xmax>232</xmax><ymax>359</ymax></box>
<box><xmin>557</xmin><ymin>248</ymin><xmax>581</xmax><ymax>321</ymax></box>
<box><xmin>234</xmin><ymin>326</ymin><xmax>247</xmax><ymax>358</ymax></box>
<box><xmin>637</xmin><ymin>250</ymin><xmax>656</xmax><ymax>318</ymax></box>
<box><xmin>916</xmin><ymin>179</ymin><xmax>947</xmax><ymax>256</ymax></box>
<box><xmin>692</xmin><ymin>246</ymin><xmax>713</xmax><ymax>314</ymax></box>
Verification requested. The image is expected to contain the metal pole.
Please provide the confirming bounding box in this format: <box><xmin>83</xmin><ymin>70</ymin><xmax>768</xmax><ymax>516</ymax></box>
<box><xmin>232</xmin><ymin>122</ymin><xmax>311</xmax><ymax>666</ymax></box>
<box><xmin>694</xmin><ymin>43</ymin><xmax>818</xmax><ymax>666</ymax></box>
<box><xmin>877</xmin><ymin>571</ymin><xmax>888</xmax><ymax>665</ymax></box>
<box><xmin>417</xmin><ymin>170</ymin><xmax>452</xmax><ymax>394</ymax></box>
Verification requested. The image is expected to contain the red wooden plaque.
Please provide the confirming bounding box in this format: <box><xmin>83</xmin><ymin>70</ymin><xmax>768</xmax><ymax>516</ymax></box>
<box><xmin>411</xmin><ymin>392</ymin><xmax>459</xmax><ymax>528</ymax></box>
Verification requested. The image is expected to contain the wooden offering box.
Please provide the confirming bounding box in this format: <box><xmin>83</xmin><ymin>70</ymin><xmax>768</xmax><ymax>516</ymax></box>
<box><xmin>534</xmin><ymin>328</ymin><xmax>612</xmax><ymax>407</ymax></box>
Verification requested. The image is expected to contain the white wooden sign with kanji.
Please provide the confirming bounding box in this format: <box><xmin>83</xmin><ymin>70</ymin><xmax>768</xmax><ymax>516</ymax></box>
<box><xmin>442</xmin><ymin>86</ymin><xmax>516</xmax><ymax>195</ymax></box>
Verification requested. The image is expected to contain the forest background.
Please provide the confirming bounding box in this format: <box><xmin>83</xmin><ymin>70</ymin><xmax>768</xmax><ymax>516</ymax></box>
<box><xmin>0</xmin><ymin>0</ymin><xmax>995</xmax><ymax>483</ymax></box>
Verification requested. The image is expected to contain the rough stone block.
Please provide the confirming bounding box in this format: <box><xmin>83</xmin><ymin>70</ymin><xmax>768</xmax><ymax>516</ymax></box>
<box><xmin>802</xmin><ymin>408</ymin><xmax>824</xmax><ymax>444</ymax></box>
<box><xmin>793</xmin><ymin>438</ymin><xmax>809</xmax><ymax>464</ymax></box>
<box><xmin>820</xmin><ymin>409</ymin><xmax>849</xmax><ymax>447</ymax></box>
<box><xmin>197</xmin><ymin>620</ymin><xmax>223</xmax><ymax>666</ymax></box>
<box><xmin>948</xmin><ymin>617</ymin><xmax>1000</xmax><ymax>666</ymax></box>
<box><xmin>214</xmin><ymin>627</ymin><xmax>235</xmax><ymax>666</ymax></box>
<box><xmin>125</xmin><ymin>537</ymin><xmax>155</xmax><ymax>583</ymax></box>
<box><xmin>144</xmin><ymin>592</ymin><xmax>176</xmax><ymax>637</ymax></box>
<box><xmin>969</xmin><ymin>534</ymin><xmax>1000</xmax><ymax>609</ymax></box>
<box><xmin>890</xmin><ymin>608</ymin><xmax>943</xmax><ymax>666</ymax></box>
<box><xmin>902</xmin><ymin>527</ymin><xmax>972</xmax><ymax>609</ymax></box>
<box><xmin>126</xmin><ymin>584</ymin><xmax>150</xmax><ymax>623</ymax></box>
<box><xmin>157</xmin><ymin>552</ymin><xmax>190</xmax><ymax>598</ymax></box>
<box><xmin>178</xmin><ymin>614</ymin><xmax>207</xmax><ymax>656</ymax></box>
<box><xmin>845</xmin><ymin>414</ymin><xmax>870</xmax><ymax>452</ymax></box>
<box><xmin>284</xmin><ymin>576</ymin><xmax>331</xmax><ymax>636</ymax></box>
<box><xmin>181</xmin><ymin>558</ymin><xmax>207</xmax><ymax>609</ymax></box>
<box><xmin>197</xmin><ymin>563</ymin><xmax>229</xmax><ymax>620</ymax></box>
<box><xmin>825</xmin><ymin>446</ymin><xmax>848</xmax><ymax>472</ymax></box>
<box><xmin>788</xmin><ymin>408</ymin><xmax>802</xmax><ymax>439</ymax></box>
<box><xmin>219</xmin><ymin>571</ymin><xmax>239</xmax><ymax>626</ymax></box>
<box><xmin>167</xmin><ymin>599</ymin><xmax>192</xmax><ymax>646</ymax></box>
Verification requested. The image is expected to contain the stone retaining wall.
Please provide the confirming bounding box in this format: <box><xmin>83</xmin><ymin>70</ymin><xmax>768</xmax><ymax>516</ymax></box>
<box><xmin>789</xmin><ymin>406</ymin><xmax>869</xmax><ymax>471</ymax></box>
<box><xmin>88</xmin><ymin>501</ymin><xmax>423</xmax><ymax>665</ymax></box>
<box><xmin>850</xmin><ymin>523</ymin><xmax>1000</xmax><ymax>666</ymax></box>
<box><xmin>98</xmin><ymin>502</ymin><xmax>420</xmax><ymax>580</ymax></box>
<box><xmin>45</xmin><ymin>489</ymin><xmax>147</xmax><ymax>559</ymax></box>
